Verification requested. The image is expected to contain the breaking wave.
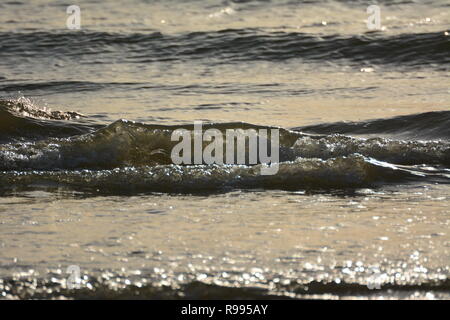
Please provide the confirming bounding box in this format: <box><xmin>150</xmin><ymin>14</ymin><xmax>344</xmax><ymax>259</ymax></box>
<box><xmin>0</xmin><ymin>99</ymin><xmax>449</xmax><ymax>193</ymax></box>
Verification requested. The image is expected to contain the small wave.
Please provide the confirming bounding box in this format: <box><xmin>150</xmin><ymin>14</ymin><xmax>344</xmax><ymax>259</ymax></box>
<box><xmin>0</xmin><ymin>98</ymin><xmax>99</xmax><ymax>141</ymax></box>
<box><xmin>292</xmin><ymin>135</ymin><xmax>450</xmax><ymax>166</ymax></box>
<box><xmin>0</xmin><ymin>154</ymin><xmax>444</xmax><ymax>194</ymax></box>
<box><xmin>294</xmin><ymin>111</ymin><xmax>450</xmax><ymax>140</ymax></box>
<box><xmin>1</xmin><ymin>97</ymin><xmax>84</xmax><ymax>120</ymax></box>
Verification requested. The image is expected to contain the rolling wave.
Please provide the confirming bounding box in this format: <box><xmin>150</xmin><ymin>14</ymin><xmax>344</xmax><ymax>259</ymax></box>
<box><xmin>0</xmin><ymin>99</ymin><xmax>449</xmax><ymax>193</ymax></box>
<box><xmin>1</xmin><ymin>29</ymin><xmax>448</xmax><ymax>68</ymax></box>
<box><xmin>1</xmin><ymin>154</ymin><xmax>434</xmax><ymax>193</ymax></box>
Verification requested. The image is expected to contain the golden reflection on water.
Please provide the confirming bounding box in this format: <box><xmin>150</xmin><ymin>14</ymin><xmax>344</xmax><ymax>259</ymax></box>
<box><xmin>0</xmin><ymin>185</ymin><xmax>449</xmax><ymax>298</ymax></box>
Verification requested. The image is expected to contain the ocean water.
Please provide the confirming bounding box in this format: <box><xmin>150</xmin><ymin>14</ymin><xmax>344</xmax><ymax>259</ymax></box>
<box><xmin>0</xmin><ymin>0</ymin><xmax>449</xmax><ymax>299</ymax></box>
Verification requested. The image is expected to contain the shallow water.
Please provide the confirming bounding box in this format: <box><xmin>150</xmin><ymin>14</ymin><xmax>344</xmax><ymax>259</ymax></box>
<box><xmin>1</xmin><ymin>186</ymin><xmax>449</xmax><ymax>299</ymax></box>
<box><xmin>0</xmin><ymin>0</ymin><xmax>449</xmax><ymax>299</ymax></box>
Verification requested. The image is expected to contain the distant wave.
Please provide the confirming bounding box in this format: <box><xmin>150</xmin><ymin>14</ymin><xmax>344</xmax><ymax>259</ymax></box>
<box><xmin>0</xmin><ymin>81</ymin><xmax>137</xmax><ymax>94</ymax></box>
<box><xmin>0</xmin><ymin>29</ymin><xmax>448</xmax><ymax>68</ymax></box>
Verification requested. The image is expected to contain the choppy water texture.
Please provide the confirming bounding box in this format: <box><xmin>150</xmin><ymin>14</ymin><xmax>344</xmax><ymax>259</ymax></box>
<box><xmin>0</xmin><ymin>0</ymin><xmax>449</xmax><ymax>299</ymax></box>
